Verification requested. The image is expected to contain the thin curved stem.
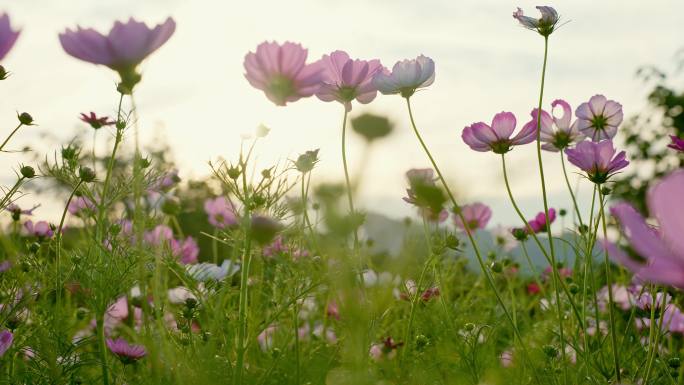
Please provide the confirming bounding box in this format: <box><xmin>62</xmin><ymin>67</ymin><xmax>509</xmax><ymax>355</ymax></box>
<box><xmin>598</xmin><ymin>186</ymin><xmax>621</xmax><ymax>381</ymax></box>
<box><xmin>0</xmin><ymin>123</ymin><xmax>23</xmax><ymax>152</ymax></box>
<box><xmin>97</xmin><ymin>92</ymin><xmax>125</xmax><ymax>241</ymax></box>
<box><xmin>405</xmin><ymin>97</ymin><xmax>540</xmax><ymax>383</ymax></box>
<box><xmin>341</xmin><ymin>108</ymin><xmax>359</xmax><ymax>251</ymax></box>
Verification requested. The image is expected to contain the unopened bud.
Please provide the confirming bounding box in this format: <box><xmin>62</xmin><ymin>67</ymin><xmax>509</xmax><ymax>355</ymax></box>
<box><xmin>20</xmin><ymin>165</ymin><xmax>36</xmax><ymax>179</ymax></box>
<box><xmin>18</xmin><ymin>112</ymin><xmax>33</xmax><ymax>125</ymax></box>
<box><xmin>79</xmin><ymin>167</ymin><xmax>96</xmax><ymax>182</ymax></box>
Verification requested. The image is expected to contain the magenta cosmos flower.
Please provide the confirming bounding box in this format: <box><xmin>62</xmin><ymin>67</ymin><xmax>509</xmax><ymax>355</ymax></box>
<box><xmin>606</xmin><ymin>169</ymin><xmax>684</xmax><ymax>288</ymax></box>
<box><xmin>203</xmin><ymin>196</ymin><xmax>237</xmax><ymax>229</ymax></box>
<box><xmin>537</xmin><ymin>99</ymin><xmax>585</xmax><ymax>151</ymax></box>
<box><xmin>316</xmin><ymin>51</ymin><xmax>383</xmax><ymax>112</ymax></box>
<box><xmin>462</xmin><ymin>112</ymin><xmax>537</xmax><ymax>154</ymax></box>
<box><xmin>565</xmin><ymin>140</ymin><xmax>628</xmax><ymax>184</ymax></box>
<box><xmin>512</xmin><ymin>6</ymin><xmax>559</xmax><ymax>36</ymax></box>
<box><xmin>59</xmin><ymin>17</ymin><xmax>175</xmax><ymax>91</ymax></box>
<box><xmin>373</xmin><ymin>55</ymin><xmax>435</xmax><ymax>98</ymax></box>
<box><xmin>24</xmin><ymin>220</ymin><xmax>54</xmax><ymax>239</ymax></box>
<box><xmin>527</xmin><ymin>208</ymin><xmax>556</xmax><ymax>233</ymax></box>
<box><xmin>0</xmin><ymin>14</ymin><xmax>20</xmax><ymax>61</ymax></box>
<box><xmin>575</xmin><ymin>95</ymin><xmax>623</xmax><ymax>142</ymax></box>
<box><xmin>80</xmin><ymin>112</ymin><xmax>115</xmax><ymax>129</ymax></box>
<box><xmin>453</xmin><ymin>202</ymin><xmax>492</xmax><ymax>232</ymax></box>
<box><xmin>669</xmin><ymin>135</ymin><xmax>684</xmax><ymax>153</ymax></box>
<box><xmin>106</xmin><ymin>338</ymin><xmax>146</xmax><ymax>364</ymax></box>
<box><xmin>0</xmin><ymin>330</ymin><xmax>12</xmax><ymax>357</ymax></box>
<box><xmin>244</xmin><ymin>41</ymin><xmax>323</xmax><ymax>106</ymax></box>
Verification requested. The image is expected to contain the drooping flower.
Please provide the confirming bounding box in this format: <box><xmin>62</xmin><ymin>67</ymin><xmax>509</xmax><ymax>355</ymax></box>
<box><xmin>0</xmin><ymin>330</ymin><xmax>13</xmax><ymax>356</ymax></box>
<box><xmin>373</xmin><ymin>55</ymin><xmax>435</xmax><ymax>98</ymax></box>
<box><xmin>315</xmin><ymin>50</ymin><xmax>383</xmax><ymax>111</ymax></box>
<box><xmin>0</xmin><ymin>14</ymin><xmax>20</xmax><ymax>61</ymax></box>
<box><xmin>565</xmin><ymin>140</ymin><xmax>629</xmax><ymax>184</ymax></box>
<box><xmin>243</xmin><ymin>41</ymin><xmax>323</xmax><ymax>106</ymax></box>
<box><xmin>24</xmin><ymin>220</ymin><xmax>54</xmax><ymax>239</ymax></box>
<box><xmin>106</xmin><ymin>338</ymin><xmax>146</xmax><ymax>364</ymax></box>
<box><xmin>59</xmin><ymin>17</ymin><xmax>176</xmax><ymax>91</ymax></box>
<box><xmin>453</xmin><ymin>203</ymin><xmax>492</xmax><ymax>232</ymax></box>
<box><xmin>668</xmin><ymin>135</ymin><xmax>684</xmax><ymax>153</ymax></box>
<box><xmin>538</xmin><ymin>100</ymin><xmax>585</xmax><ymax>151</ymax></box>
<box><xmin>203</xmin><ymin>197</ymin><xmax>237</xmax><ymax>229</ymax></box>
<box><xmin>527</xmin><ymin>208</ymin><xmax>557</xmax><ymax>233</ymax></box>
<box><xmin>606</xmin><ymin>169</ymin><xmax>684</xmax><ymax>288</ymax></box>
<box><xmin>80</xmin><ymin>112</ymin><xmax>115</xmax><ymax>129</ymax></box>
<box><xmin>462</xmin><ymin>112</ymin><xmax>537</xmax><ymax>154</ymax></box>
<box><xmin>512</xmin><ymin>6</ymin><xmax>560</xmax><ymax>36</ymax></box>
<box><xmin>6</xmin><ymin>203</ymin><xmax>37</xmax><ymax>221</ymax></box>
<box><xmin>575</xmin><ymin>95</ymin><xmax>623</xmax><ymax>141</ymax></box>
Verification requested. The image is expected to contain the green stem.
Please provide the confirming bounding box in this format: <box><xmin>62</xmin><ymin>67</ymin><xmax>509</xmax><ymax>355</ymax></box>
<box><xmin>97</xmin><ymin>92</ymin><xmax>125</xmax><ymax>241</ymax></box>
<box><xmin>405</xmin><ymin>97</ymin><xmax>540</xmax><ymax>383</ymax></box>
<box><xmin>235</xmin><ymin>152</ymin><xmax>253</xmax><ymax>385</ymax></box>
<box><xmin>560</xmin><ymin>153</ymin><xmax>584</xmax><ymax>227</ymax></box>
<box><xmin>598</xmin><ymin>186</ymin><xmax>621</xmax><ymax>381</ymax></box>
<box><xmin>55</xmin><ymin>180</ymin><xmax>83</xmax><ymax>311</ymax></box>
<box><xmin>340</xmin><ymin>108</ymin><xmax>359</xmax><ymax>252</ymax></box>
<box><xmin>292</xmin><ymin>301</ymin><xmax>301</xmax><ymax>385</ymax></box>
<box><xmin>0</xmin><ymin>123</ymin><xmax>23</xmax><ymax>152</ymax></box>
<box><xmin>96</xmin><ymin>316</ymin><xmax>110</xmax><ymax>385</ymax></box>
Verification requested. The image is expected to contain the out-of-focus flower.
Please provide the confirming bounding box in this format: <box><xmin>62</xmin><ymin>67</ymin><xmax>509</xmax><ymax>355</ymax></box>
<box><xmin>6</xmin><ymin>203</ymin><xmax>37</xmax><ymax>221</ymax></box>
<box><xmin>512</xmin><ymin>6</ymin><xmax>559</xmax><ymax>36</ymax></box>
<box><xmin>170</xmin><ymin>237</ymin><xmax>199</xmax><ymax>264</ymax></box>
<box><xmin>607</xmin><ymin>169</ymin><xmax>684</xmax><ymax>288</ymax></box>
<box><xmin>565</xmin><ymin>140</ymin><xmax>628</xmax><ymax>184</ymax></box>
<box><xmin>80</xmin><ymin>112</ymin><xmax>115</xmax><ymax>129</ymax></box>
<box><xmin>538</xmin><ymin>100</ymin><xmax>585</xmax><ymax>151</ymax></box>
<box><xmin>668</xmin><ymin>135</ymin><xmax>684</xmax><ymax>153</ymax></box>
<box><xmin>294</xmin><ymin>149</ymin><xmax>320</xmax><ymax>173</ymax></box>
<box><xmin>143</xmin><ymin>224</ymin><xmax>173</xmax><ymax>245</ymax></box>
<box><xmin>59</xmin><ymin>17</ymin><xmax>175</xmax><ymax>92</ymax></box>
<box><xmin>326</xmin><ymin>301</ymin><xmax>340</xmax><ymax>320</ymax></box>
<box><xmin>493</xmin><ymin>225</ymin><xmax>517</xmax><ymax>252</ymax></box>
<box><xmin>167</xmin><ymin>286</ymin><xmax>197</xmax><ymax>304</ymax></box>
<box><xmin>373</xmin><ymin>55</ymin><xmax>435</xmax><ymax>98</ymax></box>
<box><xmin>257</xmin><ymin>324</ymin><xmax>278</xmax><ymax>351</ymax></box>
<box><xmin>24</xmin><ymin>220</ymin><xmax>54</xmax><ymax>239</ymax></box>
<box><xmin>316</xmin><ymin>50</ymin><xmax>383</xmax><ymax>111</ymax></box>
<box><xmin>351</xmin><ymin>113</ymin><xmax>393</xmax><ymax>142</ymax></box>
<box><xmin>0</xmin><ymin>330</ymin><xmax>13</xmax><ymax>357</ymax></box>
<box><xmin>0</xmin><ymin>261</ymin><xmax>11</xmax><ymax>273</ymax></box>
<box><xmin>453</xmin><ymin>203</ymin><xmax>491</xmax><ymax>232</ymax></box>
<box><xmin>462</xmin><ymin>112</ymin><xmax>536</xmax><ymax>154</ymax></box>
<box><xmin>500</xmin><ymin>349</ymin><xmax>514</xmax><ymax>367</ymax></box>
<box><xmin>151</xmin><ymin>169</ymin><xmax>180</xmax><ymax>192</ymax></box>
<box><xmin>244</xmin><ymin>41</ymin><xmax>323</xmax><ymax>106</ymax></box>
<box><xmin>527</xmin><ymin>208</ymin><xmax>557</xmax><ymax>233</ymax></box>
<box><xmin>106</xmin><ymin>338</ymin><xmax>146</xmax><ymax>364</ymax></box>
<box><xmin>68</xmin><ymin>196</ymin><xmax>96</xmax><ymax>217</ymax></box>
<box><xmin>186</xmin><ymin>259</ymin><xmax>240</xmax><ymax>281</ymax></box>
<box><xmin>0</xmin><ymin>14</ymin><xmax>20</xmax><ymax>61</ymax></box>
<box><xmin>527</xmin><ymin>282</ymin><xmax>540</xmax><ymax>295</ymax></box>
<box><xmin>362</xmin><ymin>270</ymin><xmax>400</xmax><ymax>288</ymax></box>
<box><xmin>542</xmin><ymin>265</ymin><xmax>572</xmax><ymax>282</ymax></box>
<box><xmin>262</xmin><ymin>235</ymin><xmax>308</xmax><ymax>259</ymax></box>
<box><xmin>203</xmin><ymin>196</ymin><xmax>237</xmax><ymax>229</ymax></box>
<box><xmin>575</xmin><ymin>95</ymin><xmax>623</xmax><ymax>141</ymax></box>
<box><xmin>403</xmin><ymin>168</ymin><xmax>447</xmax><ymax>222</ymax></box>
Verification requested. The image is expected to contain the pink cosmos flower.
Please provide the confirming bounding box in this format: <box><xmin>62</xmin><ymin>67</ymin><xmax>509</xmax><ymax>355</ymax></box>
<box><xmin>537</xmin><ymin>100</ymin><xmax>585</xmax><ymax>151</ymax></box>
<box><xmin>24</xmin><ymin>220</ymin><xmax>54</xmax><ymax>239</ymax></box>
<box><xmin>170</xmin><ymin>237</ymin><xmax>199</xmax><ymax>264</ymax></box>
<box><xmin>575</xmin><ymin>95</ymin><xmax>623</xmax><ymax>141</ymax></box>
<box><xmin>668</xmin><ymin>135</ymin><xmax>684</xmax><ymax>153</ymax></box>
<box><xmin>462</xmin><ymin>112</ymin><xmax>537</xmax><ymax>154</ymax></box>
<box><xmin>244</xmin><ymin>41</ymin><xmax>323</xmax><ymax>106</ymax></box>
<box><xmin>80</xmin><ymin>112</ymin><xmax>115</xmax><ymax>129</ymax></box>
<box><xmin>0</xmin><ymin>14</ymin><xmax>20</xmax><ymax>61</ymax></box>
<box><xmin>143</xmin><ymin>224</ymin><xmax>173</xmax><ymax>245</ymax></box>
<box><xmin>6</xmin><ymin>203</ymin><xmax>38</xmax><ymax>221</ymax></box>
<box><xmin>373</xmin><ymin>55</ymin><xmax>435</xmax><ymax>98</ymax></box>
<box><xmin>67</xmin><ymin>196</ymin><xmax>96</xmax><ymax>217</ymax></box>
<box><xmin>512</xmin><ymin>6</ymin><xmax>559</xmax><ymax>36</ymax></box>
<box><xmin>453</xmin><ymin>202</ymin><xmax>492</xmax><ymax>232</ymax></box>
<box><xmin>527</xmin><ymin>208</ymin><xmax>557</xmax><ymax>233</ymax></box>
<box><xmin>606</xmin><ymin>169</ymin><xmax>684</xmax><ymax>288</ymax></box>
<box><xmin>0</xmin><ymin>330</ymin><xmax>12</xmax><ymax>357</ymax></box>
<box><xmin>106</xmin><ymin>338</ymin><xmax>146</xmax><ymax>364</ymax></box>
<box><xmin>500</xmin><ymin>349</ymin><xmax>514</xmax><ymax>367</ymax></box>
<box><xmin>315</xmin><ymin>50</ymin><xmax>383</xmax><ymax>111</ymax></box>
<box><xmin>542</xmin><ymin>265</ymin><xmax>572</xmax><ymax>282</ymax></box>
<box><xmin>565</xmin><ymin>140</ymin><xmax>629</xmax><ymax>184</ymax></box>
<box><xmin>59</xmin><ymin>17</ymin><xmax>175</xmax><ymax>90</ymax></box>
<box><xmin>203</xmin><ymin>196</ymin><xmax>237</xmax><ymax>229</ymax></box>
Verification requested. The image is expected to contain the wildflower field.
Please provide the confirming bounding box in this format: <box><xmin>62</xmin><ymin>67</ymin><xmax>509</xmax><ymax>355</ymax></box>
<box><xmin>1</xmin><ymin>3</ymin><xmax>683</xmax><ymax>385</ymax></box>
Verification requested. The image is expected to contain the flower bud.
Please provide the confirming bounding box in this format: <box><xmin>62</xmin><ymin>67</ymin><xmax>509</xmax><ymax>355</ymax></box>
<box><xmin>445</xmin><ymin>234</ymin><xmax>460</xmax><ymax>250</ymax></box>
<box><xmin>415</xmin><ymin>334</ymin><xmax>429</xmax><ymax>351</ymax></box>
<box><xmin>600</xmin><ymin>186</ymin><xmax>611</xmax><ymax>196</ymax></box>
<box><xmin>351</xmin><ymin>113</ymin><xmax>393</xmax><ymax>143</ymax></box>
<box><xmin>18</xmin><ymin>112</ymin><xmax>34</xmax><ymax>125</ymax></box>
<box><xmin>669</xmin><ymin>357</ymin><xmax>681</xmax><ymax>369</ymax></box>
<box><xmin>20</xmin><ymin>165</ymin><xmax>36</xmax><ymax>179</ymax></box>
<box><xmin>227</xmin><ymin>165</ymin><xmax>241</xmax><ymax>180</ymax></box>
<box><xmin>490</xmin><ymin>261</ymin><xmax>503</xmax><ymax>273</ymax></box>
<box><xmin>255</xmin><ymin>124</ymin><xmax>270</xmax><ymax>138</ymax></box>
<box><xmin>250</xmin><ymin>215</ymin><xmax>281</xmax><ymax>245</ymax></box>
<box><xmin>295</xmin><ymin>149</ymin><xmax>320</xmax><ymax>173</ymax></box>
<box><xmin>0</xmin><ymin>65</ymin><xmax>8</xmax><ymax>80</ymax></box>
<box><xmin>116</xmin><ymin>120</ymin><xmax>126</xmax><ymax>130</ymax></box>
<box><xmin>542</xmin><ymin>345</ymin><xmax>558</xmax><ymax>359</ymax></box>
<box><xmin>185</xmin><ymin>297</ymin><xmax>198</xmax><ymax>310</ymax></box>
<box><xmin>512</xmin><ymin>228</ymin><xmax>528</xmax><ymax>241</ymax></box>
<box><xmin>79</xmin><ymin>167</ymin><xmax>96</xmax><ymax>182</ymax></box>
<box><xmin>261</xmin><ymin>168</ymin><xmax>272</xmax><ymax>179</ymax></box>
<box><xmin>61</xmin><ymin>146</ymin><xmax>78</xmax><ymax>161</ymax></box>
<box><xmin>559</xmin><ymin>209</ymin><xmax>567</xmax><ymax>217</ymax></box>
<box><xmin>568</xmin><ymin>283</ymin><xmax>580</xmax><ymax>294</ymax></box>
<box><xmin>137</xmin><ymin>157</ymin><xmax>152</xmax><ymax>169</ymax></box>
<box><xmin>28</xmin><ymin>242</ymin><xmax>40</xmax><ymax>253</ymax></box>
<box><xmin>161</xmin><ymin>197</ymin><xmax>181</xmax><ymax>216</ymax></box>
<box><xmin>463</xmin><ymin>323</ymin><xmax>475</xmax><ymax>332</ymax></box>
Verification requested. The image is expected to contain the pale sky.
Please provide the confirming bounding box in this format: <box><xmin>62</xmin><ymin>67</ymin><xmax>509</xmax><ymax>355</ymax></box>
<box><xmin>1</xmin><ymin>0</ymin><xmax>682</xmax><ymax>226</ymax></box>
